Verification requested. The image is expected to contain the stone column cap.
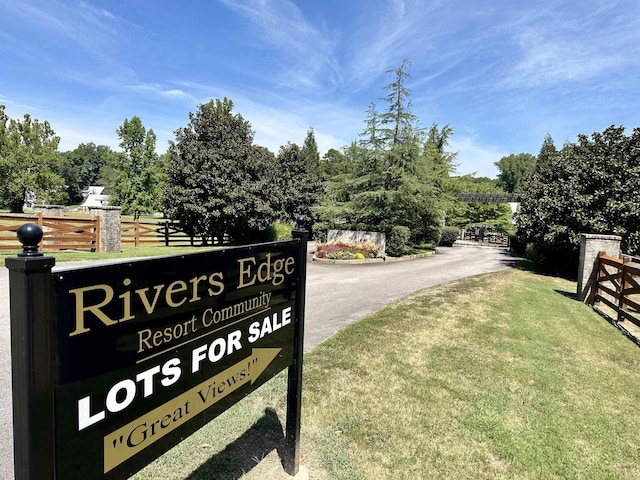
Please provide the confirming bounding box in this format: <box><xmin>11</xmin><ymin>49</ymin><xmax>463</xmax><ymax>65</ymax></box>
<box><xmin>579</xmin><ymin>233</ymin><xmax>622</xmax><ymax>241</ymax></box>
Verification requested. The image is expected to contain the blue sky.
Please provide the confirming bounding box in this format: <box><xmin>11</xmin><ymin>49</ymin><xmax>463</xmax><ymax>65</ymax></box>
<box><xmin>1</xmin><ymin>0</ymin><xmax>639</xmax><ymax>178</ymax></box>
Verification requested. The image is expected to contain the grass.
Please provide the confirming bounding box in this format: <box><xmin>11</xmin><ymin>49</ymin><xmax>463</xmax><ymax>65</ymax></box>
<box><xmin>0</xmin><ymin>245</ymin><xmax>213</xmax><ymax>262</ymax></box>
<box><xmin>131</xmin><ymin>267</ymin><xmax>640</xmax><ymax>480</ymax></box>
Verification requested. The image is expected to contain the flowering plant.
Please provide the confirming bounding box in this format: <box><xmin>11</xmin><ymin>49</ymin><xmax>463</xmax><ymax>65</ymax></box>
<box><xmin>315</xmin><ymin>240</ymin><xmax>383</xmax><ymax>260</ymax></box>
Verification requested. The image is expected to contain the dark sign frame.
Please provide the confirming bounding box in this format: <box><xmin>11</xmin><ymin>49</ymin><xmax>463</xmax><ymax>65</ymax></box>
<box><xmin>6</xmin><ymin>222</ymin><xmax>308</xmax><ymax>479</ymax></box>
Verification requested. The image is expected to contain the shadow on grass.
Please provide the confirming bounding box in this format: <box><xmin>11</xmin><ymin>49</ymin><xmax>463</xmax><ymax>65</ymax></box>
<box><xmin>589</xmin><ymin>305</ymin><xmax>640</xmax><ymax>348</ymax></box>
<box><xmin>510</xmin><ymin>254</ymin><xmax>580</xmax><ymax>281</ymax></box>
<box><xmin>554</xmin><ymin>289</ymin><xmax>577</xmax><ymax>301</ymax></box>
<box><xmin>185</xmin><ymin>408</ymin><xmax>292</xmax><ymax>480</ymax></box>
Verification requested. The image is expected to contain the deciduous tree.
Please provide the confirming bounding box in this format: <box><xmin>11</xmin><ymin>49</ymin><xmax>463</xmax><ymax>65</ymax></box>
<box><xmin>0</xmin><ymin>106</ymin><xmax>66</xmax><ymax>212</ymax></box>
<box><xmin>494</xmin><ymin>152</ymin><xmax>537</xmax><ymax>193</ymax></box>
<box><xmin>61</xmin><ymin>143</ymin><xmax>112</xmax><ymax>204</ymax></box>
<box><xmin>517</xmin><ymin>126</ymin><xmax>640</xmax><ymax>275</ymax></box>
<box><xmin>105</xmin><ymin>116</ymin><xmax>163</xmax><ymax>215</ymax></box>
<box><xmin>162</xmin><ymin>98</ymin><xmax>281</xmax><ymax>244</ymax></box>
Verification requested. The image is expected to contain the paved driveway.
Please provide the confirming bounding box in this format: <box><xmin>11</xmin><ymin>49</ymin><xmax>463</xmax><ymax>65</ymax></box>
<box><xmin>303</xmin><ymin>246</ymin><xmax>514</xmax><ymax>351</ymax></box>
<box><xmin>0</xmin><ymin>246</ymin><xmax>513</xmax><ymax>478</ymax></box>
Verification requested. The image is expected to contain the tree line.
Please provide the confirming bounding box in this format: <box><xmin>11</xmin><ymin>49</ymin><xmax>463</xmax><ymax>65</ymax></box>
<box><xmin>512</xmin><ymin>129</ymin><xmax>640</xmax><ymax>275</ymax></box>
<box><xmin>3</xmin><ymin>59</ymin><xmax>636</xmax><ymax>263</ymax></box>
<box><xmin>489</xmin><ymin>128</ymin><xmax>640</xmax><ymax>276</ymax></box>
<box><xmin>0</xmin><ymin>102</ymin><xmax>323</xmax><ymax>244</ymax></box>
<box><xmin>0</xmin><ymin>60</ymin><xmax>467</xmax><ymax>248</ymax></box>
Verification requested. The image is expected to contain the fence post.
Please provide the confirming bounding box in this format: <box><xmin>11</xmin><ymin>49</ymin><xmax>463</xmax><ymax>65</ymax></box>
<box><xmin>285</xmin><ymin>217</ymin><xmax>308</xmax><ymax>475</ymax></box>
<box><xmin>164</xmin><ymin>221</ymin><xmax>169</xmax><ymax>247</ymax></box>
<box><xmin>5</xmin><ymin>223</ymin><xmax>56</xmax><ymax>480</ymax></box>
<box><xmin>93</xmin><ymin>215</ymin><xmax>100</xmax><ymax>252</ymax></box>
<box><xmin>617</xmin><ymin>263</ymin><xmax>628</xmax><ymax>322</ymax></box>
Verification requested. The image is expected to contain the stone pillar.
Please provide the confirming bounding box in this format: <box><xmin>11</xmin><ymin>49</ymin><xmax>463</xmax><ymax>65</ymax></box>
<box><xmin>577</xmin><ymin>233</ymin><xmax>622</xmax><ymax>303</ymax></box>
<box><xmin>89</xmin><ymin>206</ymin><xmax>121</xmax><ymax>253</ymax></box>
<box><xmin>33</xmin><ymin>205</ymin><xmax>65</xmax><ymax>216</ymax></box>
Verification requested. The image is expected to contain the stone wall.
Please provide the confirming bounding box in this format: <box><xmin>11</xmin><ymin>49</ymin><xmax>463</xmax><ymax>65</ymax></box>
<box><xmin>327</xmin><ymin>229</ymin><xmax>386</xmax><ymax>253</ymax></box>
<box><xmin>34</xmin><ymin>205</ymin><xmax>65</xmax><ymax>216</ymax></box>
<box><xmin>577</xmin><ymin>233</ymin><xmax>622</xmax><ymax>303</ymax></box>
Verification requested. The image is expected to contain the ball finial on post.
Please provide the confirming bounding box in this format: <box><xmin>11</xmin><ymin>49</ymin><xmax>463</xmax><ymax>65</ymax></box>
<box><xmin>295</xmin><ymin>216</ymin><xmax>306</xmax><ymax>231</ymax></box>
<box><xmin>16</xmin><ymin>223</ymin><xmax>44</xmax><ymax>257</ymax></box>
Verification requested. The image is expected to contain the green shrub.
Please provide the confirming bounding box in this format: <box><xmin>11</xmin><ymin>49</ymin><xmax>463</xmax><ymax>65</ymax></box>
<box><xmin>311</xmin><ymin>222</ymin><xmax>329</xmax><ymax>243</ymax></box>
<box><xmin>525</xmin><ymin>243</ymin><xmax>539</xmax><ymax>263</ymax></box>
<box><xmin>266</xmin><ymin>221</ymin><xmax>293</xmax><ymax>241</ymax></box>
<box><xmin>386</xmin><ymin>226</ymin><xmax>411</xmax><ymax>257</ymax></box>
<box><xmin>509</xmin><ymin>234</ymin><xmax>527</xmax><ymax>255</ymax></box>
<box><xmin>438</xmin><ymin>226</ymin><xmax>459</xmax><ymax>246</ymax></box>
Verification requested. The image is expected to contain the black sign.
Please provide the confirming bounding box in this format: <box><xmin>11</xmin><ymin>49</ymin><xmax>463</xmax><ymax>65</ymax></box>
<box><xmin>51</xmin><ymin>242</ymin><xmax>300</xmax><ymax>478</ymax></box>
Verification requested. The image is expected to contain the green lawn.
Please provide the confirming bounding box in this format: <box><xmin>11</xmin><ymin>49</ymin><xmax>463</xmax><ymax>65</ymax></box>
<box><xmin>0</xmin><ymin>244</ymin><xmax>211</xmax><ymax>262</ymax></box>
<box><xmin>131</xmin><ymin>265</ymin><xmax>640</xmax><ymax>480</ymax></box>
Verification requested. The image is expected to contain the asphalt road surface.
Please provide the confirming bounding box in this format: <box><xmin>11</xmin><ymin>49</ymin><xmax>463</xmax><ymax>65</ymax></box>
<box><xmin>0</xmin><ymin>245</ymin><xmax>513</xmax><ymax>478</ymax></box>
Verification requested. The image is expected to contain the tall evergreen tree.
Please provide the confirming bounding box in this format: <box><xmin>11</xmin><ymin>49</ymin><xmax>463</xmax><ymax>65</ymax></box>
<box><xmin>317</xmin><ymin>61</ymin><xmax>453</xmax><ymax>246</ymax></box>
<box><xmin>301</xmin><ymin>127</ymin><xmax>320</xmax><ymax>166</ymax></box>
<box><xmin>359</xmin><ymin>102</ymin><xmax>384</xmax><ymax>150</ymax></box>
<box><xmin>276</xmin><ymin>142</ymin><xmax>324</xmax><ymax>222</ymax></box>
<box><xmin>380</xmin><ymin>59</ymin><xmax>418</xmax><ymax>146</ymax></box>
<box><xmin>537</xmin><ymin>133</ymin><xmax>557</xmax><ymax>169</ymax></box>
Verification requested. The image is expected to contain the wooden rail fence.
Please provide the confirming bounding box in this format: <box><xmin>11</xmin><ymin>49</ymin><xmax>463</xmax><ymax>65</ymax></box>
<box><xmin>121</xmin><ymin>220</ymin><xmax>204</xmax><ymax>247</ymax></box>
<box><xmin>0</xmin><ymin>212</ymin><xmax>99</xmax><ymax>251</ymax></box>
<box><xmin>2</xmin><ymin>214</ymin><xmax>226</xmax><ymax>253</ymax></box>
<box><xmin>594</xmin><ymin>252</ymin><xmax>640</xmax><ymax>329</ymax></box>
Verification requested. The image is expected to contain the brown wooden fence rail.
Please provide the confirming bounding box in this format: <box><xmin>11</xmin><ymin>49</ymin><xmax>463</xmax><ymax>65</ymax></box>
<box><xmin>594</xmin><ymin>252</ymin><xmax>640</xmax><ymax>329</ymax></box>
<box><xmin>121</xmin><ymin>220</ymin><xmax>201</xmax><ymax>247</ymax></box>
<box><xmin>0</xmin><ymin>212</ymin><xmax>99</xmax><ymax>251</ymax></box>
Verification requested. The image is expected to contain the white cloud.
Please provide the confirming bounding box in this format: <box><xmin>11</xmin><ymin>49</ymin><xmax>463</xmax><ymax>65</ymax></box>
<box><xmin>499</xmin><ymin>1</ymin><xmax>640</xmax><ymax>89</ymax></box>
<box><xmin>123</xmin><ymin>83</ymin><xmax>194</xmax><ymax>101</ymax></box>
<box><xmin>1</xmin><ymin>0</ymin><xmax>125</xmax><ymax>55</ymax></box>
<box><xmin>218</xmin><ymin>0</ymin><xmax>340</xmax><ymax>91</ymax></box>
<box><xmin>450</xmin><ymin>137</ymin><xmax>506</xmax><ymax>179</ymax></box>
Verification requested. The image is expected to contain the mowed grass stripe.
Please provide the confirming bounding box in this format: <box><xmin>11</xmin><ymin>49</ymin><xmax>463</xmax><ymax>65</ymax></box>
<box><xmin>134</xmin><ymin>268</ymin><xmax>640</xmax><ymax>480</ymax></box>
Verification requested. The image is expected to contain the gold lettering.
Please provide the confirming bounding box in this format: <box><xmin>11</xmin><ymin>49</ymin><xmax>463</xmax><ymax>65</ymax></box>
<box><xmin>165</xmin><ymin>281</ymin><xmax>187</xmax><ymax>308</ymax></box>
<box><xmin>189</xmin><ymin>275</ymin><xmax>207</xmax><ymax>302</ymax></box>
<box><xmin>285</xmin><ymin>256</ymin><xmax>295</xmax><ymax>274</ymax></box>
<box><xmin>257</xmin><ymin>253</ymin><xmax>272</xmax><ymax>283</ymax></box>
<box><xmin>207</xmin><ymin>272</ymin><xmax>225</xmax><ymax>296</ymax></box>
<box><xmin>118</xmin><ymin>278</ymin><xmax>135</xmax><ymax>322</ymax></box>
<box><xmin>237</xmin><ymin>257</ymin><xmax>257</xmax><ymax>289</ymax></box>
<box><xmin>69</xmin><ymin>284</ymin><xmax>115</xmax><ymax>336</ymax></box>
<box><xmin>135</xmin><ymin>285</ymin><xmax>164</xmax><ymax>314</ymax></box>
<box><xmin>138</xmin><ymin>329</ymin><xmax>152</xmax><ymax>353</ymax></box>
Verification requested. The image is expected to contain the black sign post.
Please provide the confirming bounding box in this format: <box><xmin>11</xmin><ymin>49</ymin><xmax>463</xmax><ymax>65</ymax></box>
<box><xmin>285</xmin><ymin>218</ymin><xmax>308</xmax><ymax>475</ymax></box>
<box><xmin>6</xmin><ymin>220</ymin><xmax>308</xmax><ymax>479</ymax></box>
<box><xmin>5</xmin><ymin>223</ymin><xmax>56</xmax><ymax>480</ymax></box>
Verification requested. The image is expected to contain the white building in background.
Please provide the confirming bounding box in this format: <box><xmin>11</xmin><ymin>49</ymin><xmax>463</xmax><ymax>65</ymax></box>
<box><xmin>80</xmin><ymin>186</ymin><xmax>110</xmax><ymax>209</ymax></box>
